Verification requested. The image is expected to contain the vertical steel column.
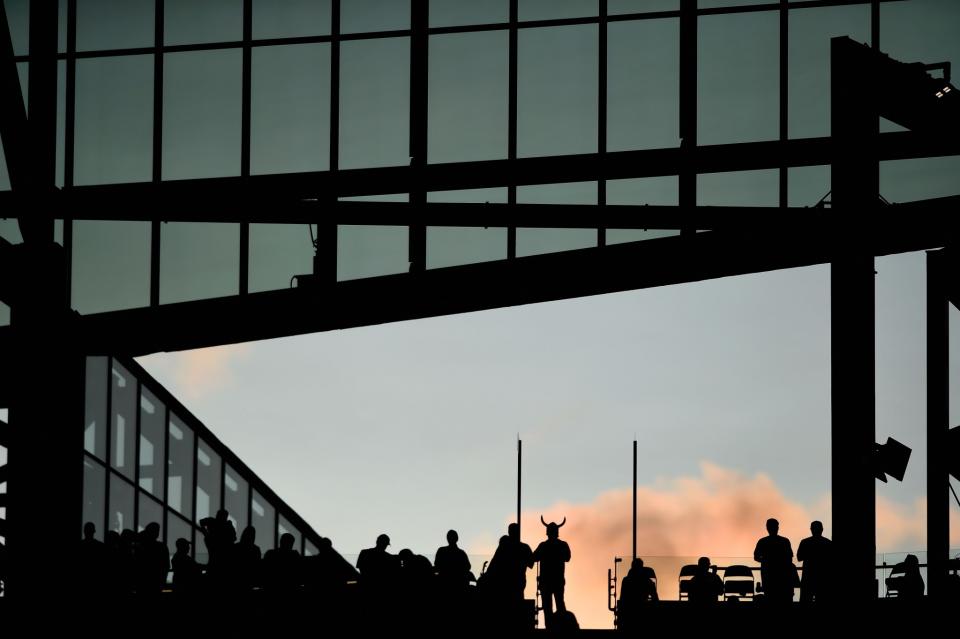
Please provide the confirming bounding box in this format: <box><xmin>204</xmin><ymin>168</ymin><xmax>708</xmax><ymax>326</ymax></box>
<box><xmin>926</xmin><ymin>249</ymin><xmax>949</xmax><ymax>598</ymax></box>
<box><xmin>779</xmin><ymin>0</ymin><xmax>788</xmax><ymax>209</ymax></box>
<box><xmin>597</xmin><ymin>0</ymin><xmax>607</xmax><ymax>247</ymax></box>
<box><xmin>239</xmin><ymin>0</ymin><xmax>252</xmax><ymax>295</ymax></box>
<box><xmin>678</xmin><ymin>0</ymin><xmax>696</xmax><ymax>234</ymax></box>
<box><xmin>408</xmin><ymin>0</ymin><xmax>428</xmax><ymax>272</ymax></box>
<box><xmin>63</xmin><ymin>0</ymin><xmax>76</xmax><ymax>304</ymax></box>
<box><xmin>507</xmin><ymin>0</ymin><xmax>518</xmax><ymax>258</ymax></box>
<box><xmin>150</xmin><ymin>0</ymin><xmax>164</xmax><ymax>307</ymax></box>
<box><xmin>632</xmin><ymin>440</ymin><xmax>637</xmax><ymax>562</ymax></box>
<box><xmin>315</xmin><ymin>0</ymin><xmax>341</xmax><ymax>283</ymax></box>
<box><xmin>517</xmin><ymin>438</ymin><xmax>522</xmax><ymax>539</ymax></box>
<box><xmin>830</xmin><ymin>35</ymin><xmax>878</xmax><ymax>602</ymax></box>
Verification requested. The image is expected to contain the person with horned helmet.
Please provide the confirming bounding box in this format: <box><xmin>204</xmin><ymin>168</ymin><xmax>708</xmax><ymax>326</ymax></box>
<box><xmin>533</xmin><ymin>516</ymin><xmax>571</xmax><ymax>626</ymax></box>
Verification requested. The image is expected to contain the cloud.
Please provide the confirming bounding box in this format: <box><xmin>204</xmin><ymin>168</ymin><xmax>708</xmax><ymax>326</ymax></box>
<box><xmin>158</xmin><ymin>344</ymin><xmax>251</xmax><ymax>401</ymax></box>
<box><xmin>515</xmin><ymin>462</ymin><xmax>960</xmax><ymax>629</ymax></box>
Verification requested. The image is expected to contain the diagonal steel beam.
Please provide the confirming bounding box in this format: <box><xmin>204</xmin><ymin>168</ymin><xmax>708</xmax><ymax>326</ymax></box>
<box><xmin>0</xmin><ymin>1</ymin><xmax>29</xmax><ymax>193</ymax></box>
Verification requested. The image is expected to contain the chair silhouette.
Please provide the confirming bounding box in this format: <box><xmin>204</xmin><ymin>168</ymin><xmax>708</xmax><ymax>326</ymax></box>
<box><xmin>722</xmin><ymin>565</ymin><xmax>755</xmax><ymax>601</ymax></box>
<box><xmin>884</xmin><ymin>562</ymin><xmax>908</xmax><ymax>597</ymax></box>
<box><xmin>678</xmin><ymin>564</ymin><xmax>697</xmax><ymax>600</ymax></box>
<box><xmin>641</xmin><ymin>565</ymin><xmax>657</xmax><ymax>598</ymax></box>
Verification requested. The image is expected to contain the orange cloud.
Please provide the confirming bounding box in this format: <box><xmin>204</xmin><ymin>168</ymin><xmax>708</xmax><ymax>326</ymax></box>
<box><xmin>515</xmin><ymin>463</ymin><xmax>960</xmax><ymax>629</ymax></box>
<box><xmin>171</xmin><ymin>344</ymin><xmax>250</xmax><ymax>400</ymax></box>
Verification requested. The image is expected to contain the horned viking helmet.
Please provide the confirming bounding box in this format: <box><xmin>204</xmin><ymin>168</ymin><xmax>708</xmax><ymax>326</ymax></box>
<box><xmin>541</xmin><ymin>515</ymin><xmax>566</xmax><ymax>537</ymax></box>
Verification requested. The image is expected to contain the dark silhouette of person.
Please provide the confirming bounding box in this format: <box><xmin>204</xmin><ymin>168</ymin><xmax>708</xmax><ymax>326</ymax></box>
<box><xmin>533</xmin><ymin>516</ymin><xmax>572</xmax><ymax>627</ymax></box>
<box><xmin>891</xmin><ymin>553</ymin><xmax>924</xmax><ymax>600</ymax></box>
<box><xmin>104</xmin><ymin>530</ymin><xmax>125</xmax><ymax>595</ymax></box>
<box><xmin>687</xmin><ymin>556</ymin><xmax>723</xmax><ymax>604</ymax></box>
<box><xmin>199</xmin><ymin>508</ymin><xmax>236</xmax><ymax>585</ymax></box>
<box><xmin>118</xmin><ymin>528</ymin><xmax>138</xmax><ymax>594</ymax></box>
<box><xmin>617</xmin><ymin>558</ymin><xmax>658</xmax><ymax>630</ymax></box>
<box><xmin>135</xmin><ymin>522</ymin><xmax>170</xmax><ymax>595</ymax></box>
<box><xmin>171</xmin><ymin>538</ymin><xmax>201</xmax><ymax>594</ymax></box>
<box><xmin>357</xmin><ymin>533</ymin><xmax>400</xmax><ymax>586</ymax></box>
<box><xmin>79</xmin><ymin>521</ymin><xmax>107</xmax><ymax>593</ymax></box>
<box><xmin>753</xmin><ymin>518</ymin><xmax>795</xmax><ymax>604</ymax></box>
<box><xmin>797</xmin><ymin>520</ymin><xmax>834</xmax><ymax>603</ymax></box>
<box><xmin>435</xmin><ymin>529</ymin><xmax>472</xmax><ymax>590</ymax></box>
<box><xmin>231</xmin><ymin>524</ymin><xmax>262</xmax><ymax>591</ymax></box>
<box><xmin>263</xmin><ymin>532</ymin><xmax>303</xmax><ymax>592</ymax></box>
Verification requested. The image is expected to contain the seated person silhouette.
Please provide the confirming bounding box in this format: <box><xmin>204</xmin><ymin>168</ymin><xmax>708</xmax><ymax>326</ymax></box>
<box><xmin>617</xmin><ymin>558</ymin><xmax>658</xmax><ymax>630</ymax></box>
<box><xmin>888</xmin><ymin>553</ymin><xmax>924</xmax><ymax>600</ymax></box>
<box><xmin>687</xmin><ymin>557</ymin><xmax>723</xmax><ymax>604</ymax></box>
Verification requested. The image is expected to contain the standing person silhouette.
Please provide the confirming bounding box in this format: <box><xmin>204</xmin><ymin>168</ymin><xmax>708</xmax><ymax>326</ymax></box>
<box><xmin>796</xmin><ymin>520</ymin><xmax>834</xmax><ymax>603</ymax></box>
<box><xmin>533</xmin><ymin>516</ymin><xmax>571</xmax><ymax>628</ymax></box>
<box><xmin>434</xmin><ymin>529</ymin><xmax>472</xmax><ymax>590</ymax></box>
<box><xmin>753</xmin><ymin>518</ymin><xmax>795</xmax><ymax>604</ymax></box>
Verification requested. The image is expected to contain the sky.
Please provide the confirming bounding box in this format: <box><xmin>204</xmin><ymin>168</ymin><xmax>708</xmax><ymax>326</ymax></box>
<box><xmin>2</xmin><ymin>0</ymin><xmax>960</xmax><ymax>627</ymax></box>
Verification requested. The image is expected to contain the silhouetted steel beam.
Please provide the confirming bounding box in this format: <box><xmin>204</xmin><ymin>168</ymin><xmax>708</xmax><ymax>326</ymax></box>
<box><xmin>927</xmin><ymin>249</ymin><xmax>950</xmax><ymax>599</ymax></box>
<box><xmin>5</xmin><ymin>215</ymin><xmax>946</xmax><ymax>358</ymax></box>
<box><xmin>1</xmin><ymin>131</ymin><xmax>954</xmax><ymax>222</ymax></box>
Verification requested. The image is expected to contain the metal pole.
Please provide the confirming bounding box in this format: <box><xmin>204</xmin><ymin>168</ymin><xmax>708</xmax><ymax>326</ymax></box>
<box><xmin>517</xmin><ymin>437</ymin><xmax>522</xmax><ymax>539</ymax></box>
<box><xmin>632</xmin><ymin>440</ymin><xmax>637</xmax><ymax>562</ymax></box>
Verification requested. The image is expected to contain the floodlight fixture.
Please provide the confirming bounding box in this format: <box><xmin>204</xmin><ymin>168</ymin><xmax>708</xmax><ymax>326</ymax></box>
<box><xmin>873</xmin><ymin>437</ymin><xmax>912</xmax><ymax>483</ymax></box>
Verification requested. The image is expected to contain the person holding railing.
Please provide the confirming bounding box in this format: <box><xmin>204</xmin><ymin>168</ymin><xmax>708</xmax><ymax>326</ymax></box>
<box><xmin>753</xmin><ymin>518</ymin><xmax>795</xmax><ymax>604</ymax></box>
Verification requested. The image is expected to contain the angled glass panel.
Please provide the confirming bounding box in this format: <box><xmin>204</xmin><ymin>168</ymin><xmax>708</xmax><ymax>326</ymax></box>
<box><xmin>341</xmin><ymin>0</ymin><xmax>409</xmax><ymax>33</ymax></box>
<box><xmin>788</xmin><ymin>4</ymin><xmax>869</xmax><ymax>139</ymax></box>
<box><xmin>427</xmin><ymin>188</ymin><xmax>508</xmax><ymax>204</ymax></box>
<box><xmin>224</xmin><ymin>465</ymin><xmax>249</xmax><ymax>530</ymax></box>
<box><xmin>167</xmin><ymin>415</ymin><xmax>195</xmax><ymax>518</ymax></box>
<box><xmin>71</xmin><ymin>221</ymin><xmax>151</xmax><ymax>314</ymax></box>
<box><xmin>608</xmin><ymin>0</ymin><xmax>678</xmax><ymax>14</ymax></box>
<box><xmin>1</xmin><ymin>137</ymin><xmax>10</xmax><ymax>191</ymax></box>
<box><xmin>305</xmin><ymin>539</ymin><xmax>318</xmax><ymax>556</ymax></box>
<box><xmin>430</xmin><ymin>1</ymin><xmax>507</xmax><ymax>27</ymax></box>
<box><xmin>339</xmin><ymin>38</ymin><xmax>409</xmax><ymax>169</ymax></box>
<box><xmin>164</xmin><ymin>0</ymin><xmax>242</xmax><ymax>46</ymax></box>
<box><xmin>139</xmin><ymin>386</ymin><xmax>166</xmax><ymax>499</ymax></box>
<box><xmin>427</xmin><ymin>227</ymin><xmax>508</xmax><ymax>269</ymax></box>
<box><xmin>0</xmin><ymin>219</ymin><xmax>22</xmax><ymax>242</ymax></box>
<box><xmin>251</xmin><ymin>489</ymin><xmax>276</xmax><ymax>549</ymax></box>
<box><xmin>788</xmin><ymin>165</ymin><xmax>830</xmax><ymax>208</ymax></box>
<box><xmin>700</xmin><ymin>0</ymin><xmax>770</xmax><ymax>6</ymax></box>
<box><xmin>880</xmin><ymin>157</ymin><xmax>960</xmax><ymax>203</ymax></box>
<box><xmin>250</xmin><ymin>224</ymin><xmax>315</xmax><ymax>293</ymax></box>
<box><xmin>4</xmin><ymin>0</ymin><xmax>29</xmax><ymax>55</ymax></box>
<box><xmin>518</xmin><ymin>25</ymin><xmax>598</xmax><ymax>157</ymax></box>
<box><xmin>77</xmin><ymin>0</ymin><xmax>154</xmax><ymax>51</ymax></box>
<box><xmin>518</xmin><ymin>181</ymin><xmax>597</xmax><ymax>204</ymax></box>
<box><xmin>110</xmin><ymin>360</ymin><xmax>137</xmax><ymax>480</ymax></box>
<box><xmin>196</xmin><ymin>440</ymin><xmax>222</xmax><ymax>523</ymax></box>
<box><xmin>138</xmin><ymin>492</ymin><xmax>163</xmax><ymax>533</ymax></box>
<box><xmin>84</xmin><ymin>356</ymin><xmax>109</xmax><ymax>460</ymax></box>
<box><xmin>160</xmin><ymin>223</ymin><xmax>240</xmax><ymax>304</ymax></box>
<box><xmin>278</xmin><ymin>515</ymin><xmax>302</xmax><ymax>553</ymax></box>
<box><xmin>698</xmin><ymin>169</ymin><xmax>778</xmax><ymax>206</ymax></box>
<box><xmin>82</xmin><ymin>456</ymin><xmax>106</xmax><ymax>540</ymax></box>
<box><xmin>608</xmin><ymin>17</ymin><xmax>679</xmax><ymax>151</ymax></box>
<box><xmin>163</xmin><ymin>50</ymin><xmax>242</xmax><ymax>180</ymax></box>
<box><xmin>108</xmin><ymin>472</ymin><xmax>135</xmax><ymax>533</ymax></box>
<box><xmin>606</xmin><ymin>176</ymin><xmax>681</xmax><ymax>245</ymax></box>
<box><xmin>698</xmin><ymin>11</ymin><xmax>778</xmax><ymax>145</ymax></box>
<box><xmin>882</xmin><ymin>0</ymin><xmax>960</xmax><ymax>65</ymax></box>
<box><xmin>337</xmin><ymin>226</ymin><xmax>409</xmax><ymax>281</ymax></box>
<box><xmin>429</xmin><ymin>30</ymin><xmax>508</xmax><ymax>163</ymax></box>
<box><xmin>253</xmin><ymin>0</ymin><xmax>331</xmax><ymax>39</ymax></box>
<box><xmin>167</xmin><ymin>511</ymin><xmax>193</xmax><ymax>560</ymax></box>
<box><xmin>74</xmin><ymin>55</ymin><xmax>153</xmax><ymax>185</ymax></box>
<box><xmin>251</xmin><ymin>43</ymin><xmax>331</xmax><ymax>174</ymax></box>
<box><xmin>0</xmin><ymin>301</ymin><xmax>9</xmax><ymax>326</ymax></box>
<box><xmin>519</xmin><ymin>0</ymin><xmax>596</xmax><ymax>21</ymax></box>
<box><xmin>517</xmin><ymin>182</ymin><xmax>597</xmax><ymax>257</ymax></box>
<box><xmin>55</xmin><ymin>60</ymin><xmax>64</xmax><ymax>188</ymax></box>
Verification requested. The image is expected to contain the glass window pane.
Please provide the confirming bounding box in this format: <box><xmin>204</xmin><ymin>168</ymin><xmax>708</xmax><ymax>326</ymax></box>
<box><xmin>880</xmin><ymin>157</ymin><xmax>960</xmax><ymax>203</ymax></box>
<box><xmin>516</xmin><ymin>228</ymin><xmax>596</xmax><ymax>257</ymax></box>
<box><xmin>427</xmin><ymin>227</ymin><xmax>508</xmax><ymax>269</ymax></box>
<box><xmin>4</xmin><ymin>0</ymin><xmax>29</xmax><ymax>55</ymax></box>
<box><xmin>84</xmin><ymin>356</ymin><xmax>109</xmax><ymax>460</ymax></box>
<box><xmin>789</xmin><ymin>5</ymin><xmax>869</xmax><ymax>139</ymax></box>
<box><xmin>253</xmin><ymin>0</ymin><xmax>331</xmax><ymax>39</ymax></box>
<box><xmin>164</xmin><ymin>0</ymin><xmax>242</xmax><ymax>46</ymax></box>
<box><xmin>278</xmin><ymin>515</ymin><xmax>302</xmax><ymax>552</ymax></box>
<box><xmin>608</xmin><ymin>18</ymin><xmax>679</xmax><ymax>151</ymax></box>
<box><xmin>608</xmin><ymin>0</ymin><xmax>677</xmax><ymax>14</ymax></box>
<box><xmin>77</xmin><ymin>0</ymin><xmax>154</xmax><ymax>51</ymax></box>
<box><xmin>139</xmin><ymin>386</ymin><xmax>166</xmax><ymax>499</ymax></box>
<box><xmin>160</xmin><ymin>222</ymin><xmax>240</xmax><ymax>304</ymax></box>
<box><xmin>607</xmin><ymin>176</ymin><xmax>678</xmax><ymax>205</ymax></box>
<box><xmin>698</xmin><ymin>169</ymin><xmax>778</xmax><ymax>206</ymax></box>
<box><xmin>167</xmin><ymin>416</ymin><xmax>194</xmax><ymax>518</ymax></box>
<box><xmin>519</xmin><ymin>0</ymin><xmax>596</xmax><ymax>21</ymax></box>
<box><xmin>428</xmin><ymin>187</ymin><xmax>508</xmax><ymax>204</ymax></box>
<box><xmin>337</xmin><ymin>226</ymin><xmax>409</xmax><ymax>281</ymax></box>
<box><xmin>882</xmin><ymin>0</ymin><xmax>960</xmax><ymax>68</ymax></box>
<box><xmin>163</xmin><ymin>50</ymin><xmax>242</xmax><ymax>180</ymax></box>
<box><xmin>251</xmin><ymin>43</ymin><xmax>331</xmax><ymax>174</ymax></box>
<box><xmin>108</xmin><ymin>473</ymin><xmax>135</xmax><ymax>533</ymax></box>
<box><xmin>698</xmin><ymin>12</ymin><xmax>778</xmax><ymax>145</ymax></box>
<box><xmin>138</xmin><ymin>492</ymin><xmax>164</xmax><ymax>534</ymax></box>
<box><xmin>250</xmin><ymin>224</ymin><xmax>315</xmax><ymax>293</ymax></box>
<box><xmin>0</xmin><ymin>219</ymin><xmax>22</xmax><ymax>242</ymax></box>
<box><xmin>305</xmin><ymin>539</ymin><xmax>318</xmax><ymax>556</ymax></box>
<box><xmin>519</xmin><ymin>25</ymin><xmax>598</xmax><ymax>157</ymax></box>
<box><xmin>699</xmin><ymin>0</ymin><xmax>769</xmax><ymax>6</ymax></box>
<box><xmin>429</xmin><ymin>31</ymin><xmax>508</xmax><ymax>163</ymax></box>
<box><xmin>341</xmin><ymin>0</ymin><xmax>409</xmax><ymax>33</ymax></box>
<box><xmin>518</xmin><ymin>181</ymin><xmax>597</xmax><ymax>204</ymax></box>
<box><xmin>71</xmin><ymin>221</ymin><xmax>151</xmax><ymax>314</ymax></box>
<box><xmin>607</xmin><ymin>229</ymin><xmax>680</xmax><ymax>245</ymax></box>
<box><xmin>789</xmin><ymin>165</ymin><xmax>830</xmax><ymax>208</ymax></box>
<box><xmin>74</xmin><ymin>55</ymin><xmax>153</xmax><ymax>185</ymax></box>
<box><xmin>0</xmin><ymin>301</ymin><xmax>9</xmax><ymax>327</ymax></box>
<box><xmin>82</xmin><ymin>456</ymin><xmax>107</xmax><ymax>540</ymax></box>
<box><xmin>339</xmin><ymin>38</ymin><xmax>410</xmax><ymax>169</ymax></box>
<box><xmin>224</xmin><ymin>465</ymin><xmax>249</xmax><ymax>530</ymax></box>
<box><xmin>110</xmin><ymin>360</ymin><xmax>137</xmax><ymax>480</ymax></box>
<box><xmin>167</xmin><ymin>511</ymin><xmax>193</xmax><ymax>560</ymax></box>
<box><xmin>1</xmin><ymin>139</ymin><xmax>11</xmax><ymax>189</ymax></box>
<box><xmin>196</xmin><ymin>440</ymin><xmax>222</xmax><ymax>523</ymax></box>
<box><xmin>430</xmin><ymin>0</ymin><xmax>507</xmax><ymax>27</ymax></box>
<box><xmin>251</xmin><ymin>489</ymin><xmax>276</xmax><ymax>549</ymax></box>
